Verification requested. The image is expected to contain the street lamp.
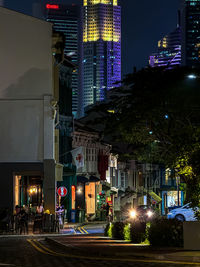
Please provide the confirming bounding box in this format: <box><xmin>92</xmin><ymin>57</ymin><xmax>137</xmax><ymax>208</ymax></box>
<box><xmin>187</xmin><ymin>74</ymin><xmax>197</xmax><ymax>79</ymax></box>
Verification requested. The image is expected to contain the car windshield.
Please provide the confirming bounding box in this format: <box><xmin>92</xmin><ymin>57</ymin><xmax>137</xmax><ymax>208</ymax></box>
<box><xmin>137</xmin><ymin>205</ymin><xmax>151</xmax><ymax>211</ymax></box>
<box><xmin>182</xmin><ymin>203</ymin><xmax>191</xmax><ymax>209</ymax></box>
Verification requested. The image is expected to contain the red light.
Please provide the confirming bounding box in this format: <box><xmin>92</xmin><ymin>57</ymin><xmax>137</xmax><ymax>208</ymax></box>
<box><xmin>46</xmin><ymin>4</ymin><xmax>59</xmax><ymax>10</ymax></box>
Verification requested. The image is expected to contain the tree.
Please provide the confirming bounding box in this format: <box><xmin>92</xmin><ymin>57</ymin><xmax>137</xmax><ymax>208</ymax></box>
<box><xmin>84</xmin><ymin>67</ymin><xmax>200</xmax><ymax>211</ymax></box>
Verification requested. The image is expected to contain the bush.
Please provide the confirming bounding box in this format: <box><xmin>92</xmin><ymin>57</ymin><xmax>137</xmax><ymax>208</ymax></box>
<box><xmin>148</xmin><ymin>218</ymin><xmax>183</xmax><ymax>247</ymax></box>
<box><xmin>112</xmin><ymin>222</ymin><xmax>125</xmax><ymax>240</ymax></box>
<box><xmin>105</xmin><ymin>221</ymin><xmax>147</xmax><ymax>244</ymax></box>
<box><xmin>130</xmin><ymin>221</ymin><xmax>147</xmax><ymax>243</ymax></box>
<box><xmin>123</xmin><ymin>223</ymin><xmax>131</xmax><ymax>241</ymax></box>
<box><xmin>104</xmin><ymin>223</ymin><xmax>110</xmax><ymax>237</ymax></box>
<box><xmin>104</xmin><ymin>223</ymin><xmax>113</xmax><ymax>238</ymax></box>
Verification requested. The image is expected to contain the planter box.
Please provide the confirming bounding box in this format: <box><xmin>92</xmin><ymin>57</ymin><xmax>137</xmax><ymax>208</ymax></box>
<box><xmin>183</xmin><ymin>221</ymin><xmax>200</xmax><ymax>250</ymax></box>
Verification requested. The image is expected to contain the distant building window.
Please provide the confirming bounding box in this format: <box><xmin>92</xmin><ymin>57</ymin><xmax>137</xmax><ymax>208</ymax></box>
<box><xmin>121</xmin><ymin>172</ymin><xmax>125</xmax><ymax>188</ymax></box>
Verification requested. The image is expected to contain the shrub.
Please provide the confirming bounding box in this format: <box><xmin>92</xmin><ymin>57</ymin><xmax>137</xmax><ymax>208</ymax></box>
<box><xmin>112</xmin><ymin>222</ymin><xmax>125</xmax><ymax>240</ymax></box>
<box><xmin>104</xmin><ymin>223</ymin><xmax>113</xmax><ymax>237</ymax></box>
<box><xmin>105</xmin><ymin>221</ymin><xmax>148</xmax><ymax>244</ymax></box>
<box><xmin>104</xmin><ymin>223</ymin><xmax>110</xmax><ymax>237</ymax></box>
<box><xmin>130</xmin><ymin>221</ymin><xmax>147</xmax><ymax>243</ymax></box>
<box><xmin>123</xmin><ymin>223</ymin><xmax>131</xmax><ymax>241</ymax></box>
<box><xmin>148</xmin><ymin>218</ymin><xmax>183</xmax><ymax>247</ymax></box>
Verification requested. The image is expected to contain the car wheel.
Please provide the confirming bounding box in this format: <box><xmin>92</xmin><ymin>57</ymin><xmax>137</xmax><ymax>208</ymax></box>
<box><xmin>175</xmin><ymin>214</ymin><xmax>185</xmax><ymax>222</ymax></box>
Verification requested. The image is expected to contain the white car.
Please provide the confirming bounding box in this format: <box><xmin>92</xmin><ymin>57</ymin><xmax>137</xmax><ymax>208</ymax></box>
<box><xmin>167</xmin><ymin>203</ymin><xmax>197</xmax><ymax>221</ymax></box>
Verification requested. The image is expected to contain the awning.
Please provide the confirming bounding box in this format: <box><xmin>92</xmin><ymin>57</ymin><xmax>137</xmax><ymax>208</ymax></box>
<box><xmin>77</xmin><ymin>176</ymin><xmax>89</xmax><ymax>183</ymax></box>
<box><xmin>89</xmin><ymin>176</ymin><xmax>100</xmax><ymax>182</ymax></box>
<box><xmin>148</xmin><ymin>191</ymin><xmax>162</xmax><ymax>203</ymax></box>
<box><xmin>55</xmin><ymin>163</ymin><xmax>63</xmax><ymax>182</ymax></box>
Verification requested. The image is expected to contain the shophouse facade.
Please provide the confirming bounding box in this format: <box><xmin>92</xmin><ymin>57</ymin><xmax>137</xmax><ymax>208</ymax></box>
<box><xmin>72</xmin><ymin>121</ymin><xmax>111</xmax><ymax>221</ymax></box>
<box><xmin>0</xmin><ymin>7</ymin><xmax>57</xmax><ymax>214</ymax></box>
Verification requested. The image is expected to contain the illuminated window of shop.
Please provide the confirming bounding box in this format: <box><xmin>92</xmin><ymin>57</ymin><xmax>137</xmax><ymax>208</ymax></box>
<box><xmin>14</xmin><ymin>175</ymin><xmax>21</xmax><ymax>208</ymax></box>
<box><xmin>85</xmin><ymin>183</ymin><xmax>96</xmax><ymax>214</ymax></box>
<box><xmin>71</xmin><ymin>185</ymin><xmax>76</xmax><ymax>210</ymax></box>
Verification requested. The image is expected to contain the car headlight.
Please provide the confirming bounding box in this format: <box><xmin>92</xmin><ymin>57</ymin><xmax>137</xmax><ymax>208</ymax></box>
<box><xmin>167</xmin><ymin>212</ymin><xmax>172</xmax><ymax>216</ymax></box>
<box><xmin>129</xmin><ymin>210</ymin><xmax>137</xmax><ymax>219</ymax></box>
<box><xmin>147</xmin><ymin>210</ymin><xmax>153</xmax><ymax>218</ymax></box>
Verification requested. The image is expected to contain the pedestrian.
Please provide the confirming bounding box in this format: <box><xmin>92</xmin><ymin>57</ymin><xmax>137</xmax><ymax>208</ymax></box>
<box><xmin>106</xmin><ymin>203</ymin><xmax>110</xmax><ymax>217</ymax></box>
<box><xmin>19</xmin><ymin>207</ymin><xmax>28</xmax><ymax>234</ymax></box>
<box><xmin>36</xmin><ymin>203</ymin><xmax>44</xmax><ymax>215</ymax></box>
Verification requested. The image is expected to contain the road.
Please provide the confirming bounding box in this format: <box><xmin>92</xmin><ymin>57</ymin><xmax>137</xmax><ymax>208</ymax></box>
<box><xmin>0</xmin><ymin>236</ymin><xmax>198</xmax><ymax>267</ymax></box>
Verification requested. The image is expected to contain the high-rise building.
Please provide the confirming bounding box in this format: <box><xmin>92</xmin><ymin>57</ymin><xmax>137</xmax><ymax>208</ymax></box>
<box><xmin>33</xmin><ymin>2</ymin><xmax>80</xmax><ymax>117</ymax></box>
<box><xmin>81</xmin><ymin>0</ymin><xmax>121</xmax><ymax>116</ymax></box>
<box><xmin>149</xmin><ymin>27</ymin><xmax>181</xmax><ymax>68</ymax></box>
<box><xmin>180</xmin><ymin>0</ymin><xmax>200</xmax><ymax>67</ymax></box>
<box><xmin>45</xmin><ymin>3</ymin><xmax>80</xmax><ymax>117</ymax></box>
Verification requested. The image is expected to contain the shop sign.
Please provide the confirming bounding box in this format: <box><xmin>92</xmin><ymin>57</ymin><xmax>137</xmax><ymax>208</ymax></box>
<box><xmin>57</xmin><ymin>186</ymin><xmax>67</xmax><ymax>197</ymax></box>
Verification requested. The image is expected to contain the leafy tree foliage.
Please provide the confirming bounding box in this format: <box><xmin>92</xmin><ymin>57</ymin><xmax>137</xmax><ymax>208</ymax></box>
<box><xmin>85</xmin><ymin>67</ymin><xmax>200</xmax><ymax>209</ymax></box>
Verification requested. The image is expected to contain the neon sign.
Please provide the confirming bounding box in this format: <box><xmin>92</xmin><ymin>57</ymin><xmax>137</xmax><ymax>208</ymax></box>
<box><xmin>46</xmin><ymin>4</ymin><xmax>59</xmax><ymax>10</ymax></box>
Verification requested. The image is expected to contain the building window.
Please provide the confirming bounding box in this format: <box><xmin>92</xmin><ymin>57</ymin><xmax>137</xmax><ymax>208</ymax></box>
<box><xmin>121</xmin><ymin>172</ymin><xmax>125</xmax><ymax>188</ymax></box>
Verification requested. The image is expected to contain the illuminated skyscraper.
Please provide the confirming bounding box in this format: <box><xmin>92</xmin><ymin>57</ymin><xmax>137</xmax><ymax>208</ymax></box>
<box><xmin>180</xmin><ymin>0</ymin><xmax>200</xmax><ymax>67</ymax></box>
<box><xmin>81</xmin><ymin>0</ymin><xmax>121</xmax><ymax>116</ymax></box>
<box><xmin>149</xmin><ymin>27</ymin><xmax>181</xmax><ymax>68</ymax></box>
<box><xmin>33</xmin><ymin>2</ymin><xmax>80</xmax><ymax>117</ymax></box>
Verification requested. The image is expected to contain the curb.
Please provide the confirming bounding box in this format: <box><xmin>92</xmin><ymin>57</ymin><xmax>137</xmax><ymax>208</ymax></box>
<box><xmin>46</xmin><ymin>237</ymin><xmax>200</xmax><ymax>263</ymax></box>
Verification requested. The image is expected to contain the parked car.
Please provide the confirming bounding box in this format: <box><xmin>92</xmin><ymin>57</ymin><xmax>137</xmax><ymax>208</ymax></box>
<box><xmin>167</xmin><ymin>203</ymin><xmax>198</xmax><ymax>221</ymax></box>
<box><xmin>129</xmin><ymin>205</ymin><xmax>155</xmax><ymax>222</ymax></box>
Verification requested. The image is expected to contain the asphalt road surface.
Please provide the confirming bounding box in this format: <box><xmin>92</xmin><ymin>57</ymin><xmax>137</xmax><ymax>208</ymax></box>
<box><xmin>0</xmin><ymin>237</ymin><xmax>198</xmax><ymax>267</ymax></box>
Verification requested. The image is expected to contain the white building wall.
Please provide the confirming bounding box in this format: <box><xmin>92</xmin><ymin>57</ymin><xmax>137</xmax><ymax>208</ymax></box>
<box><xmin>0</xmin><ymin>7</ymin><xmax>54</xmax><ymax>162</ymax></box>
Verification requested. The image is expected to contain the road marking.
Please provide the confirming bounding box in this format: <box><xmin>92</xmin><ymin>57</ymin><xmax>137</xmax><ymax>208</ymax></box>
<box><xmin>27</xmin><ymin>239</ymin><xmax>200</xmax><ymax>265</ymax></box>
<box><xmin>81</xmin><ymin>227</ymin><xmax>88</xmax><ymax>234</ymax></box>
<box><xmin>27</xmin><ymin>239</ymin><xmax>51</xmax><ymax>255</ymax></box>
<box><xmin>33</xmin><ymin>240</ymin><xmax>59</xmax><ymax>255</ymax></box>
<box><xmin>78</xmin><ymin>227</ymin><xmax>84</xmax><ymax>234</ymax></box>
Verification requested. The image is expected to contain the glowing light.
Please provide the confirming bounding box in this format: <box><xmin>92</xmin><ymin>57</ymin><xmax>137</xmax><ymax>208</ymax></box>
<box><xmin>77</xmin><ymin>187</ymin><xmax>82</xmax><ymax>194</ymax></box>
<box><xmin>46</xmin><ymin>4</ymin><xmax>59</xmax><ymax>10</ymax></box>
<box><xmin>187</xmin><ymin>74</ymin><xmax>197</xmax><ymax>79</ymax></box>
<box><xmin>84</xmin><ymin>0</ymin><xmax>118</xmax><ymax>6</ymax></box>
<box><xmin>130</xmin><ymin>210</ymin><xmax>137</xmax><ymax>219</ymax></box>
<box><xmin>165</xmin><ymin>114</ymin><xmax>169</xmax><ymax>119</ymax></box>
<box><xmin>147</xmin><ymin>210</ymin><xmax>153</xmax><ymax>218</ymax></box>
<box><xmin>29</xmin><ymin>186</ymin><xmax>37</xmax><ymax>194</ymax></box>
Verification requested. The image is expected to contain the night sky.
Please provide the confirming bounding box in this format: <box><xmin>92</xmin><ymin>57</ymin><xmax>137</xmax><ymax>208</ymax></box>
<box><xmin>5</xmin><ymin>0</ymin><xmax>180</xmax><ymax>77</ymax></box>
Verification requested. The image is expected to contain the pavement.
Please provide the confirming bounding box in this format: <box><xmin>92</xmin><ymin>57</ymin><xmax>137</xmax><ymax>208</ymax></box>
<box><xmin>0</xmin><ymin>221</ymin><xmax>106</xmax><ymax>237</ymax></box>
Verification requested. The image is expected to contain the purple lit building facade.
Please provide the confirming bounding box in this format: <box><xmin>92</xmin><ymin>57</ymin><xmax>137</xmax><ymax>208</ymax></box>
<box><xmin>81</xmin><ymin>0</ymin><xmax>121</xmax><ymax>116</ymax></box>
<box><xmin>149</xmin><ymin>27</ymin><xmax>181</xmax><ymax>69</ymax></box>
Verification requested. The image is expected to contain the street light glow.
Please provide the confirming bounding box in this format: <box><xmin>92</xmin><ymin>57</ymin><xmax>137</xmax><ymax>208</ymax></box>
<box><xmin>165</xmin><ymin>114</ymin><xmax>169</xmax><ymax>119</ymax></box>
<box><xmin>187</xmin><ymin>74</ymin><xmax>197</xmax><ymax>79</ymax></box>
<box><xmin>147</xmin><ymin>210</ymin><xmax>153</xmax><ymax>218</ymax></box>
<box><xmin>130</xmin><ymin>209</ymin><xmax>137</xmax><ymax>219</ymax></box>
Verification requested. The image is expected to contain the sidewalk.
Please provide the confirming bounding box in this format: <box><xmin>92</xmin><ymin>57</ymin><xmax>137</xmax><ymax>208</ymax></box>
<box><xmin>47</xmin><ymin>235</ymin><xmax>200</xmax><ymax>263</ymax></box>
<box><xmin>64</xmin><ymin>221</ymin><xmax>106</xmax><ymax>228</ymax></box>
